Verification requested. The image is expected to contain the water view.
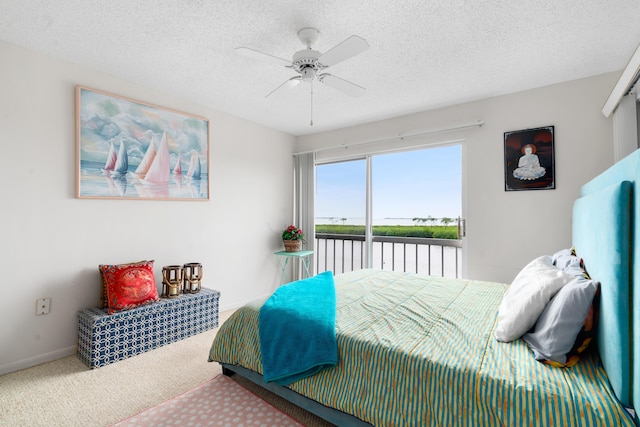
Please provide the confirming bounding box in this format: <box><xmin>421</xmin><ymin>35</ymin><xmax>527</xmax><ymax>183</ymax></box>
<box><xmin>80</xmin><ymin>162</ymin><xmax>208</xmax><ymax>199</ymax></box>
<box><xmin>316</xmin><ymin>217</ymin><xmax>458</xmax><ymax>226</ymax></box>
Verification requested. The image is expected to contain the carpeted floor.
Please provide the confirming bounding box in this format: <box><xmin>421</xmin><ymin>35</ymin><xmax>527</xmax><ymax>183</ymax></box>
<box><xmin>0</xmin><ymin>309</ymin><xmax>334</xmax><ymax>427</ymax></box>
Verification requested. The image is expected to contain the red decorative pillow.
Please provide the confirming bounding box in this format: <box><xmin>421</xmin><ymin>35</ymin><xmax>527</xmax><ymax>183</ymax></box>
<box><xmin>99</xmin><ymin>260</ymin><xmax>151</xmax><ymax>308</ymax></box>
<box><xmin>100</xmin><ymin>260</ymin><xmax>159</xmax><ymax>314</ymax></box>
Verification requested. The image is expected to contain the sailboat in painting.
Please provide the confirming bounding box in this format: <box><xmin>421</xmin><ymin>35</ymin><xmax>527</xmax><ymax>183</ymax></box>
<box><xmin>102</xmin><ymin>141</ymin><xmax>128</xmax><ymax>175</ymax></box>
<box><xmin>172</xmin><ymin>153</ymin><xmax>182</xmax><ymax>175</ymax></box>
<box><xmin>185</xmin><ymin>152</ymin><xmax>201</xmax><ymax>180</ymax></box>
<box><xmin>131</xmin><ymin>138</ymin><xmax>157</xmax><ymax>179</ymax></box>
<box><xmin>172</xmin><ymin>155</ymin><xmax>184</xmax><ymax>189</ymax></box>
<box><xmin>141</xmin><ymin>131</ymin><xmax>171</xmax><ymax>185</ymax></box>
<box><xmin>101</xmin><ymin>141</ymin><xmax>118</xmax><ymax>173</ymax></box>
<box><xmin>111</xmin><ymin>142</ymin><xmax>128</xmax><ymax>175</ymax></box>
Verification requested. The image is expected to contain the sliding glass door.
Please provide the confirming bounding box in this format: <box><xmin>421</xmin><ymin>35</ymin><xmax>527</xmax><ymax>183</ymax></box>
<box><xmin>315</xmin><ymin>159</ymin><xmax>367</xmax><ymax>272</ymax></box>
<box><xmin>371</xmin><ymin>146</ymin><xmax>461</xmax><ymax>276</ymax></box>
<box><xmin>315</xmin><ymin>144</ymin><xmax>462</xmax><ymax>277</ymax></box>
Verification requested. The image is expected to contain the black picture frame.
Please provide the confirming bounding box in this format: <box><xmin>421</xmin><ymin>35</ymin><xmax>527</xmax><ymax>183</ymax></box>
<box><xmin>504</xmin><ymin>126</ymin><xmax>555</xmax><ymax>191</ymax></box>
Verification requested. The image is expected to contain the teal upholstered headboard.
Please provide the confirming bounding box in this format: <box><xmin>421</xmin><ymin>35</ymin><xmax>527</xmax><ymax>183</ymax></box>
<box><xmin>574</xmin><ymin>149</ymin><xmax>640</xmax><ymax>414</ymax></box>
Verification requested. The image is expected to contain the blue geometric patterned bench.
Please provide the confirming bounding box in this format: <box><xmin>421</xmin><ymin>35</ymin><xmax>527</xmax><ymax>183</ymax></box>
<box><xmin>77</xmin><ymin>287</ymin><xmax>220</xmax><ymax>368</ymax></box>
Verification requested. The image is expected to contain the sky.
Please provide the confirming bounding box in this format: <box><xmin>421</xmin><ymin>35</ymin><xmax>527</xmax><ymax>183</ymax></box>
<box><xmin>79</xmin><ymin>88</ymin><xmax>208</xmax><ymax>170</ymax></box>
<box><xmin>315</xmin><ymin>144</ymin><xmax>462</xmax><ymax>222</ymax></box>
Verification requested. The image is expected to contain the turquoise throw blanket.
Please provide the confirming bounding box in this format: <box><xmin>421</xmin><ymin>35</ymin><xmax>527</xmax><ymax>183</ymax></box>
<box><xmin>258</xmin><ymin>271</ymin><xmax>338</xmax><ymax>385</ymax></box>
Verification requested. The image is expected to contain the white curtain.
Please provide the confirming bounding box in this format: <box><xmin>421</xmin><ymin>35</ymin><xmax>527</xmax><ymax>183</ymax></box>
<box><xmin>294</xmin><ymin>152</ymin><xmax>316</xmax><ymax>274</ymax></box>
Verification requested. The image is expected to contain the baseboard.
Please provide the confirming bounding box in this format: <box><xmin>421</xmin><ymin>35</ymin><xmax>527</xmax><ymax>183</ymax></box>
<box><xmin>0</xmin><ymin>345</ymin><xmax>77</xmax><ymax>376</ymax></box>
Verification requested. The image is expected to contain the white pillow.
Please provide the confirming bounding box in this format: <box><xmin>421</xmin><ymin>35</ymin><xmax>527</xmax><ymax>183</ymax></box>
<box><xmin>495</xmin><ymin>255</ymin><xmax>575</xmax><ymax>342</ymax></box>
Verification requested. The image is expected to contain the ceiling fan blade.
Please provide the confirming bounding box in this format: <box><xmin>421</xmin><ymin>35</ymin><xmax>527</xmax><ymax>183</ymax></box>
<box><xmin>318</xmin><ymin>35</ymin><xmax>369</xmax><ymax>67</ymax></box>
<box><xmin>235</xmin><ymin>47</ymin><xmax>292</xmax><ymax>68</ymax></box>
<box><xmin>265</xmin><ymin>76</ymin><xmax>301</xmax><ymax>98</ymax></box>
<box><xmin>318</xmin><ymin>74</ymin><xmax>366</xmax><ymax>97</ymax></box>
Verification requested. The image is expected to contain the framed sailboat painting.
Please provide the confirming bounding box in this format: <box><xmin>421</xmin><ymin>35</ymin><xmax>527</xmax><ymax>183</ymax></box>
<box><xmin>76</xmin><ymin>86</ymin><xmax>210</xmax><ymax>200</ymax></box>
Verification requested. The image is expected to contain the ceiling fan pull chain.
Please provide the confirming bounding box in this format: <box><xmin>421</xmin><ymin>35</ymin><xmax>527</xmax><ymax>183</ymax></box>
<box><xmin>310</xmin><ymin>80</ymin><xmax>314</xmax><ymax>126</ymax></box>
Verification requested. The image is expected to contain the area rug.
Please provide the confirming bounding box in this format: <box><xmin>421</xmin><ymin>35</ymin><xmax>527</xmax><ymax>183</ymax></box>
<box><xmin>112</xmin><ymin>374</ymin><xmax>304</xmax><ymax>426</ymax></box>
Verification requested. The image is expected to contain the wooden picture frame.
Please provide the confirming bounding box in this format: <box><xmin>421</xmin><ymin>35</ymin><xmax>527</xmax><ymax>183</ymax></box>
<box><xmin>504</xmin><ymin>126</ymin><xmax>555</xmax><ymax>191</ymax></box>
<box><xmin>76</xmin><ymin>86</ymin><xmax>210</xmax><ymax>200</ymax></box>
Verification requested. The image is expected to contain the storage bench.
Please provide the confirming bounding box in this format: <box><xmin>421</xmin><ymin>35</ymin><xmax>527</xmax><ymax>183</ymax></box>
<box><xmin>77</xmin><ymin>287</ymin><xmax>220</xmax><ymax>368</ymax></box>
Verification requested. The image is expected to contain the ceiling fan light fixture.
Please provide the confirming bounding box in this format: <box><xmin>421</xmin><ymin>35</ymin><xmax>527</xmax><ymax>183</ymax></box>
<box><xmin>300</xmin><ymin>67</ymin><xmax>316</xmax><ymax>82</ymax></box>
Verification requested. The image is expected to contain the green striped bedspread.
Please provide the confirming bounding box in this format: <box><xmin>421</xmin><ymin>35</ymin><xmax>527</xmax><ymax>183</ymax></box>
<box><xmin>208</xmin><ymin>269</ymin><xmax>633</xmax><ymax>426</ymax></box>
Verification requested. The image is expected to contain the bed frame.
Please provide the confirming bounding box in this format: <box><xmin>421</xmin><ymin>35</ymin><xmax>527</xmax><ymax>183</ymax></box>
<box><xmin>222</xmin><ymin>364</ymin><xmax>371</xmax><ymax>426</ymax></box>
<box><xmin>223</xmin><ymin>149</ymin><xmax>640</xmax><ymax>426</ymax></box>
<box><xmin>575</xmin><ymin>148</ymin><xmax>640</xmax><ymax>417</ymax></box>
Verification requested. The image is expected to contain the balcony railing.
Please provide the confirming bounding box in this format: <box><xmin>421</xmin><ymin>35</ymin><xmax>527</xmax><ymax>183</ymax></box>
<box><xmin>315</xmin><ymin>233</ymin><xmax>462</xmax><ymax>278</ymax></box>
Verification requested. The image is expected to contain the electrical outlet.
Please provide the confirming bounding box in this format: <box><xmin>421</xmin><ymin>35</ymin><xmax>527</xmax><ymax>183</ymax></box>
<box><xmin>36</xmin><ymin>298</ymin><xmax>51</xmax><ymax>315</ymax></box>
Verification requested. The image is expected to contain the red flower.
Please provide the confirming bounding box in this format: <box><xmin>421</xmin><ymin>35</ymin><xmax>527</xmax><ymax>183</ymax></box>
<box><xmin>282</xmin><ymin>225</ymin><xmax>305</xmax><ymax>241</ymax></box>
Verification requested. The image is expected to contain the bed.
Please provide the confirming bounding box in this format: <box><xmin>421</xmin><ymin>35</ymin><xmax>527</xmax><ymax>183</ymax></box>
<box><xmin>209</xmin><ymin>149</ymin><xmax>640</xmax><ymax>426</ymax></box>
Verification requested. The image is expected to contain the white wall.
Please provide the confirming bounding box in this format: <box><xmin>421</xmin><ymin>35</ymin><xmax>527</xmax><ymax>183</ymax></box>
<box><xmin>0</xmin><ymin>41</ymin><xmax>295</xmax><ymax>374</ymax></box>
<box><xmin>613</xmin><ymin>94</ymin><xmax>640</xmax><ymax>161</ymax></box>
<box><xmin>297</xmin><ymin>73</ymin><xmax>617</xmax><ymax>284</ymax></box>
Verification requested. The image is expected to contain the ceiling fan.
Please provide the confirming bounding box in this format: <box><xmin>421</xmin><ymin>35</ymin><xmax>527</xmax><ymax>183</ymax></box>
<box><xmin>236</xmin><ymin>27</ymin><xmax>369</xmax><ymax>125</ymax></box>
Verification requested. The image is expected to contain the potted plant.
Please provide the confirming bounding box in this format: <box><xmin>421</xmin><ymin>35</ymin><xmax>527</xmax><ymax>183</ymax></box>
<box><xmin>282</xmin><ymin>225</ymin><xmax>305</xmax><ymax>252</ymax></box>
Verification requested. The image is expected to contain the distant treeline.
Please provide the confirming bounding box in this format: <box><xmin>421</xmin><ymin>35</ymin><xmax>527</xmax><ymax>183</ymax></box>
<box><xmin>315</xmin><ymin>225</ymin><xmax>458</xmax><ymax>240</ymax></box>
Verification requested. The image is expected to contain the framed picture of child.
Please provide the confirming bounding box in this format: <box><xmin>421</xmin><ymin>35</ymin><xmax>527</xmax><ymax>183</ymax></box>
<box><xmin>504</xmin><ymin>126</ymin><xmax>555</xmax><ymax>191</ymax></box>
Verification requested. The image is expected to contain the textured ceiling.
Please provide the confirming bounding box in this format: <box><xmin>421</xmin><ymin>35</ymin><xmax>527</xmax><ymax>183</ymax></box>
<box><xmin>2</xmin><ymin>1</ymin><xmax>640</xmax><ymax>136</ymax></box>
